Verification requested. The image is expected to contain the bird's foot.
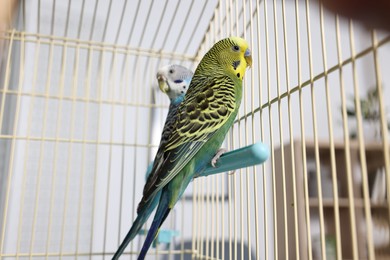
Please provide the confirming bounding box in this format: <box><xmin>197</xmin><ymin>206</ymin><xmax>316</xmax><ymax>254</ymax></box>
<box><xmin>211</xmin><ymin>148</ymin><xmax>227</xmax><ymax>167</ymax></box>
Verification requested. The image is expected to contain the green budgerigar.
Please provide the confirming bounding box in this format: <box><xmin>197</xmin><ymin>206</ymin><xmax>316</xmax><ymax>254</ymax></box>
<box><xmin>112</xmin><ymin>64</ymin><xmax>193</xmax><ymax>259</ymax></box>
<box><xmin>122</xmin><ymin>36</ymin><xmax>251</xmax><ymax>260</ymax></box>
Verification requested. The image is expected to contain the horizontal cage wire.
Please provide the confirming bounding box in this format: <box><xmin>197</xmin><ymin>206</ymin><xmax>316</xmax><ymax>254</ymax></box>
<box><xmin>1</xmin><ymin>0</ymin><xmax>390</xmax><ymax>259</ymax></box>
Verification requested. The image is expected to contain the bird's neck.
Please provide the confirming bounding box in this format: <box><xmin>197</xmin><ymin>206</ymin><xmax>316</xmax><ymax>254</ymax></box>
<box><xmin>170</xmin><ymin>94</ymin><xmax>185</xmax><ymax>106</ymax></box>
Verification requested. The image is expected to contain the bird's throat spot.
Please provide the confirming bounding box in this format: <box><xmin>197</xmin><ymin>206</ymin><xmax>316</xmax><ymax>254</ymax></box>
<box><xmin>232</xmin><ymin>60</ymin><xmax>240</xmax><ymax>70</ymax></box>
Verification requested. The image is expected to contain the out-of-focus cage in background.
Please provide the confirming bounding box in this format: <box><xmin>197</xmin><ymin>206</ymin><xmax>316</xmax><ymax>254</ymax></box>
<box><xmin>0</xmin><ymin>0</ymin><xmax>390</xmax><ymax>259</ymax></box>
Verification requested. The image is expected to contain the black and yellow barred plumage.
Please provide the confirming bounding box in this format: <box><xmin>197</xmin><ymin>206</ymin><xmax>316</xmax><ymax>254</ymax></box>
<box><xmin>125</xmin><ymin>36</ymin><xmax>251</xmax><ymax>259</ymax></box>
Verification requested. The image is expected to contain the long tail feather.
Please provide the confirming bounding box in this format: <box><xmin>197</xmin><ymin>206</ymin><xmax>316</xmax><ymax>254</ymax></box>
<box><xmin>137</xmin><ymin>191</ymin><xmax>171</xmax><ymax>260</ymax></box>
<box><xmin>112</xmin><ymin>193</ymin><xmax>161</xmax><ymax>260</ymax></box>
<box><xmin>111</xmin><ymin>212</ymin><xmax>151</xmax><ymax>260</ymax></box>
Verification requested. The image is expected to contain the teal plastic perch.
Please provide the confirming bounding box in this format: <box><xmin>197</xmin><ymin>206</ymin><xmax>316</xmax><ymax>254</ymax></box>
<box><xmin>145</xmin><ymin>141</ymin><xmax>269</xmax><ymax>180</ymax></box>
<box><xmin>138</xmin><ymin>229</ymin><xmax>180</xmax><ymax>248</ymax></box>
<box><xmin>197</xmin><ymin>141</ymin><xmax>270</xmax><ymax>177</ymax></box>
<box><xmin>142</xmin><ymin>142</ymin><xmax>269</xmax><ymax>246</ymax></box>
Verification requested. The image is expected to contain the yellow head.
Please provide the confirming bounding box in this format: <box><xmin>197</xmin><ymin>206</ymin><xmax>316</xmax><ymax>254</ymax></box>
<box><xmin>198</xmin><ymin>36</ymin><xmax>252</xmax><ymax>81</ymax></box>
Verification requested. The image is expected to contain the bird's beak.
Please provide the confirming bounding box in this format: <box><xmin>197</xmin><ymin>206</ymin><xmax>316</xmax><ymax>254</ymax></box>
<box><xmin>244</xmin><ymin>48</ymin><xmax>252</xmax><ymax>67</ymax></box>
<box><xmin>157</xmin><ymin>74</ymin><xmax>169</xmax><ymax>93</ymax></box>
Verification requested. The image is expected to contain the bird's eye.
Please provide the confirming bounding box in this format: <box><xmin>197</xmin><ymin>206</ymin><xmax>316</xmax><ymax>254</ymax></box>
<box><xmin>174</xmin><ymin>79</ymin><xmax>183</xmax><ymax>83</ymax></box>
<box><xmin>232</xmin><ymin>45</ymin><xmax>240</xmax><ymax>52</ymax></box>
<box><xmin>169</xmin><ymin>69</ymin><xmax>174</xmax><ymax>74</ymax></box>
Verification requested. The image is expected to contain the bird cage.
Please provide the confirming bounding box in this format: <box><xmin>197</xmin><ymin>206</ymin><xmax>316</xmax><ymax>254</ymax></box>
<box><xmin>1</xmin><ymin>0</ymin><xmax>390</xmax><ymax>259</ymax></box>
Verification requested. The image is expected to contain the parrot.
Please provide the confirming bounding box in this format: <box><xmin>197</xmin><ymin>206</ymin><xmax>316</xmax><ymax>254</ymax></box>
<box><xmin>146</xmin><ymin>64</ymin><xmax>194</xmax><ymax>180</ymax></box>
<box><xmin>116</xmin><ymin>36</ymin><xmax>252</xmax><ymax>260</ymax></box>
<box><xmin>112</xmin><ymin>64</ymin><xmax>193</xmax><ymax>259</ymax></box>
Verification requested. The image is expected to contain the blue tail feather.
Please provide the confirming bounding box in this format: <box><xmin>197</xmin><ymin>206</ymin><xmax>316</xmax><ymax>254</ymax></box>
<box><xmin>138</xmin><ymin>191</ymin><xmax>171</xmax><ymax>260</ymax></box>
<box><xmin>112</xmin><ymin>192</ymin><xmax>161</xmax><ymax>260</ymax></box>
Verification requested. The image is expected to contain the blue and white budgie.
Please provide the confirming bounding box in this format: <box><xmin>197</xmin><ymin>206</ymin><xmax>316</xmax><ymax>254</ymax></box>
<box><xmin>112</xmin><ymin>64</ymin><xmax>193</xmax><ymax>259</ymax></box>
<box><xmin>146</xmin><ymin>64</ymin><xmax>194</xmax><ymax>179</ymax></box>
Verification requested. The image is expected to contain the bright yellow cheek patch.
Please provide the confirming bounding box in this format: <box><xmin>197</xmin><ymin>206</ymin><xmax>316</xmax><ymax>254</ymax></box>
<box><xmin>232</xmin><ymin>57</ymin><xmax>248</xmax><ymax>80</ymax></box>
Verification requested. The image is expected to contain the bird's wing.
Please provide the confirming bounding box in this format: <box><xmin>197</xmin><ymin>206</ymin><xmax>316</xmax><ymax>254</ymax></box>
<box><xmin>138</xmin><ymin>76</ymin><xmax>237</xmax><ymax>212</ymax></box>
